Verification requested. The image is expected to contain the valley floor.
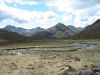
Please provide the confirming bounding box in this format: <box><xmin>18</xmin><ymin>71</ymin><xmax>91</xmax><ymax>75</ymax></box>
<box><xmin>0</xmin><ymin>39</ymin><xmax>100</xmax><ymax>75</ymax></box>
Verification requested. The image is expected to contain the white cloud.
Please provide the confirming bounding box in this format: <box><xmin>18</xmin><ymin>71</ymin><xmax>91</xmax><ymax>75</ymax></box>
<box><xmin>46</xmin><ymin>0</ymin><xmax>100</xmax><ymax>27</ymax></box>
<box><xmin>0</xmin><ymin>0</ymin><xmax>58</xmax><ymax>29</ymax></box>
<box><xmin>0</xmin><ymin>0</ymin><xmax>100</xmax><ymax>28</ymax></box>
<box><xmin>4</xmin><ymin>0</ymin><xmax>38</xmax><ymax>5</ymax></box>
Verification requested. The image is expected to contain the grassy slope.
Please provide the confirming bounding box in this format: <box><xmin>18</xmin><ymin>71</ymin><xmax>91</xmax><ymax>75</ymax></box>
<box><xmin>0</xmin><ymin>29</ymin><xmax>28</xmax><ymax>42</ymax></box>
<box><xmin>73</xmin><ymin>19</ymin><xmax>100</xmax><ymax>39</ymax></box>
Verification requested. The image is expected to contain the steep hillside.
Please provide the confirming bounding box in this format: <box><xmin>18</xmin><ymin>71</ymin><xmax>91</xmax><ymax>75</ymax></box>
<box><xmin>74</xmin><ymin>19</ymin><xmax>100</xmax><ymax>39</ymax></box>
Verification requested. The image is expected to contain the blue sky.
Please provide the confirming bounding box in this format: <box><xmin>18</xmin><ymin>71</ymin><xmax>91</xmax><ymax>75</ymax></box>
<box><xmin>0</xmin><ymin>0</ymin><xmax>100</xmax><ymax>29</ymax></box>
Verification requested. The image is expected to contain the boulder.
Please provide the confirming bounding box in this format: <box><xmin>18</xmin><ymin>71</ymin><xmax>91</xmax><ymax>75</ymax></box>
<box><xmin>60</xmin><ymin>65</ymin><xmax>76</xmax><ymax>72</ymax></box>
<box><xmin>79</xmin><ymin>70</ymin><xmax>97</xmax><ymax>75</ymax></box>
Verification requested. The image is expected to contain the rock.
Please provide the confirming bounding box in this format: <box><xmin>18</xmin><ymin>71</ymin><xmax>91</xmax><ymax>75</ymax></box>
<box><xmin>79</xmin><ymin>70</ymin><xmax>97</xmax><ymax>75</ymax></box>
<box><xmin>60</xmin><ymin>65</ymin><xmax>76</xmax><ymax>72</ymax></box>
<box><xmin>57</xmin><ymin>65</ymin><xmax>76</xmax><ymax>75</ymax></box>
<box><xmin>92</xmin><ymin>68</ymin><xmax>100</xmax><ymax>73</ymax></box>
<box><xmin>58</xmin><ymin>69</ymin><xmax>71</xmax><ymax>75</ymax></box>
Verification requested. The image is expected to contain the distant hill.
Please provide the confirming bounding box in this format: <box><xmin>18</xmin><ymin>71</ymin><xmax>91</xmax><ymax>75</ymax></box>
<box><xmin>74</xmin><ymin>19</ymin><xmax>100</xmax><ymax>39</ymax></box>
<box><xmin>47</xmin><ymin>23</ymin><xmax>80</xmax><ymax>38</ymax></box>
<box><xmin>0</xmin><ymin>29</ymin><xmax>27</xmax><ymax>42</ymax></box>
<box><xmin>3</xmin><ymin>25</ymin><xmax>45</xmax><ymax>36</ymax></box>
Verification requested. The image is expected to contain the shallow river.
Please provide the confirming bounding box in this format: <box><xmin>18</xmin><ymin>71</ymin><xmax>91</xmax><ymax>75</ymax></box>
<box><xmin>70</xmin><ymin>43</ymin><xmax>97</xmax><ymax>51</ymax></box>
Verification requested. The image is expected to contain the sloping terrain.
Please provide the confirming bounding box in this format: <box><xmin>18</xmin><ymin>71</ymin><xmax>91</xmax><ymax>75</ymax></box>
<box><xmin>31</xmin><ymin>31</ymin><xmax>53</xmax><ymax>39</ymax></box>
<box><xmin>73</xmin><ymin>19</ymin><xmax>100</xmax><ymax>39</ymax></box>
<box><xmin>0</xmin><ymin>29</ymin><xmax>27</xmax><ymax>42</ymax></box>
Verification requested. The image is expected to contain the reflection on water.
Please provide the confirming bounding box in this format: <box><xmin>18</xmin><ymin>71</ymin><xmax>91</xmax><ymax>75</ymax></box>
<box><xmin>70</xmin><ymin>43</ymin><xmax>97</xmax><ymax>51</ymax></box>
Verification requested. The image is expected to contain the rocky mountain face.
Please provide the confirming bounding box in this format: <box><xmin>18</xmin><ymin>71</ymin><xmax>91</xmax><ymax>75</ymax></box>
<box><xmin>74</xmin><ymin>19</ymin><xmax>100</xmax><ymax>39</ymax></box>
<box><xmin>47</xmin><ymin>23</ymin><xmax>80</xmax><ymax>38</ymax></box>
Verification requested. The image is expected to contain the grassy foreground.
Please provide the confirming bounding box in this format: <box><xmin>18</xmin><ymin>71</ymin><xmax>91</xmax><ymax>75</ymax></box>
<box><xmin>0</xmin><ymin>39</ymin><xmax>100</xmax><ymax>75</ymax></box>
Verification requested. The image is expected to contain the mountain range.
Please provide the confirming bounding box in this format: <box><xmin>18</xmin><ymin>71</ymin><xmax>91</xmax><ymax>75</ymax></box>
<box><xmin>2</xmin><ymin>23</ymin><xmax>82</xmax><ymax>38</ymax></box>
<box><xmin>1</xmin><ymin>19</ymin><xmax>100</xmax><ymax>42</ymax></box>
<box><xmin>3</xmin><ymin>25</ymin><xmax>45</xmax><ymax>36</ymax></box>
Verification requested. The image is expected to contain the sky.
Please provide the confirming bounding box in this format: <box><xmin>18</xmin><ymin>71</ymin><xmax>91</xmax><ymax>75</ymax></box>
<box><xmin>0</xmin><ymin>0</ymin><xmax>100</xmax><ymax>29</ymax></box>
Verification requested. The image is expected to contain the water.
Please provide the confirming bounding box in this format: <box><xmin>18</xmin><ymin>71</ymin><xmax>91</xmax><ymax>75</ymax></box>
<box><xmin>0</xmin><ymin>43</ymin><xmax>97</xmax><ymax>55</ymax></box>
<box><xmin>70</xmin><ymin>43</ymin><xmax>97</xmax><ymax>51</ymax></box>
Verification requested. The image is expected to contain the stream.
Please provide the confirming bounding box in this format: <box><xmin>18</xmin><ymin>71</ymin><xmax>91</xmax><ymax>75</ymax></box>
<box><xmin>0</xmin><ymin>43</ymin><xmax>97</xmax><ymax>55</ymax></box>
<box><xmin>70</xmin><ymin>43</ymin><xmax>97</xmax><ymax>51</ymax></box>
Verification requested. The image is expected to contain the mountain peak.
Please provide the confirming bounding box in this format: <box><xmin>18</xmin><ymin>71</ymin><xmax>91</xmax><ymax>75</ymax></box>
<box><xmin>93</xmin><ymin>19</ymin><xmax>100</xmax><ymax>25</ymax></box>
<box><xmin>53</xmin><ymin>23</ymin><xmax>67</xmax><ymax>29</ymax></box>
<box><xmin>5</xmin><ymin>25</ymin><xmax>15</xmax><ymax>28</ymax></box>
<box><xmin>56</xmin><ymin>23</ymin><xmax>66</xmax><ymax>27</ymax></box>
<box><xmin>35</xmin><ymin>27</ymin><xmax>44</xmax><ymax>29</ymax></box>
